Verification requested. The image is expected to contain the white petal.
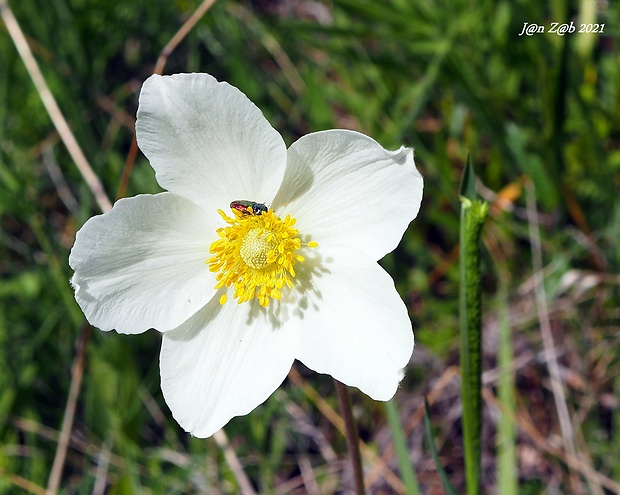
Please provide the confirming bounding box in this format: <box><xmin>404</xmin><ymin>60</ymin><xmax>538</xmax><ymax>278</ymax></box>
<box><xmin>292</xmin><ymin>244</ymin><xmax>414</xmax><ymax>400</ymax></box>
<box><xmin>160</xmin><ymin>296</ymin><xmax>297</xmax><ymax>438</ymax></box>
<box><xmin>136</xmin><ymin>73</ymin><xmax>287</xmax><ymax>211</ymax></box>
<box><xmin>273</xmin><ymin>130</ymin><xmax>423</xmax><ymax>261</ymax></box>
<box><xmin>69</xmin><ymin>193</ymin><xmax>218</xmax><ymax>334</ymax></box>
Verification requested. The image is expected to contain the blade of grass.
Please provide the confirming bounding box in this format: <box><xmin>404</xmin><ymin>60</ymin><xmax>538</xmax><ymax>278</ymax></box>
<box><xmin>486</xmin><ymin>222</ymin><xmax>518</xmax><ymax>495</ymax></box>
<box><xmin>384</xmin><ymin>399</ymin><xmax>421</xmax><ymax>495</ymax></box>
<box><xmin>495</xmin><ymin>284</ymin><xmax>517</xmax><ymax>495</ymax></box>
<box><xmin>458</xmin><ymin>155</ymin><xmax>488</xmax><ymax>495</ymax></box>
<box><xmin>482</xmin><ymin>388</ymin><xmax>620</xmax><ymax>494</ymax></box>
<box><xmin>422</xmin><ymin>399</ymin><xmax>458</xmax><ymax>495</ymax></box>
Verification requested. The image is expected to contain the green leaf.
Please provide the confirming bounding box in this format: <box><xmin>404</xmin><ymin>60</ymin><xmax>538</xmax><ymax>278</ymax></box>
<box><xmin>423</xmin><ymin>398</ymin><xmax>459</xmax><ymax>495</ymax></box>
<box><xmin>459</xmin><ymin>153</ymin><xmax>477</xmax><ymax>200</ymax></box>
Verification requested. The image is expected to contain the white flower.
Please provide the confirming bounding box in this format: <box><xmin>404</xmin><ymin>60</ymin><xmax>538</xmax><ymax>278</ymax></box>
<box><xmin>69</xmin><ymin>73</ymin><xmax>423</xmax><ymax>438</ymax></box>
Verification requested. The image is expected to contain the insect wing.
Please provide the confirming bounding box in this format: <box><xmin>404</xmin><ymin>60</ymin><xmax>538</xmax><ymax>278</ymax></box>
<box><xmin>230</xmin><ymin>200</ymin><xmax>253</xmax><ymax>215</ymax></box>
<box><xmin>230</xmin><ymin>200</ymin><xmax>268</xmax><ymax>215</ymax></box>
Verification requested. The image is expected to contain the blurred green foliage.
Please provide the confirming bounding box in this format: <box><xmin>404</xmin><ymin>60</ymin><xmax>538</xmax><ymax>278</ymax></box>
<box><xmin>1</xmin><ymin>0</ymin><xmax>619</xmax><ymax>492</ymax></box>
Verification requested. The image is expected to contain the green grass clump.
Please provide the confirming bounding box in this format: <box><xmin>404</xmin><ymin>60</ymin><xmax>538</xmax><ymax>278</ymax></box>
<box><xmin>1</xmin><ymin>0</ymin><xmax>619</xmax><ymax>493</ymax></box>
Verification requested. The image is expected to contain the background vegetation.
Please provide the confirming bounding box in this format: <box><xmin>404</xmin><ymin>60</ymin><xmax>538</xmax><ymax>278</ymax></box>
<box><xmin>1</xmin><ymin>0</ymin><xmax>619</xmax><ymax>493</ymax></box>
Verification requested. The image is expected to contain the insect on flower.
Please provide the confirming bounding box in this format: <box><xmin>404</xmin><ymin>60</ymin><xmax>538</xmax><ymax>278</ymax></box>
<box><xmin>230</xmin><ymin>200</ymin><xmax>269</xmax><ymax>216</ymax></box>
<box><xmin>69</xmin><ymin>73</ymin><xmax>423</xmax><ymax>439</ymax></box>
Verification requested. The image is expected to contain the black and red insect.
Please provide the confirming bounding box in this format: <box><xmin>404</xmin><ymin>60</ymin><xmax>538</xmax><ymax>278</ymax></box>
<box><xmin>230</xmin><ymin>200</ymin><xmax>269</xmax><ymax>216</ymax></box>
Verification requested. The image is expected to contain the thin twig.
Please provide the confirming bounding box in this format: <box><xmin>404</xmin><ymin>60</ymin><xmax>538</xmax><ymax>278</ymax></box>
<box><xmin>0</xmin><ymin>0</ymin><xmax>112</xmax><ymax>213</ymax></box>
<box><xmin>154</xmin><ymin>0</ymin><xmax>218</xmax><ymax>75</ymax></box>
<box><xmin>0</xmin><ymin>467</ymin><xmax>46</xmax><ymax>495</ymax></box>
<box><xmin>334</xmin><ymin>380</ymin><xmax>366</xmax><ymax>495</ymax></box>
<box><xmin>116</xmin><ymin>134</ymin><xmax>138</xmax><ymax>200</ymax></box>
<box><xmin>274</xmin><ymin>461</ymin><xmax>343</xmax><ymax>495</ymax></box>
<box><xmin>525</xmin><ymin>180</ymin><xmax>578</xmax><ymax>485</ymax></box>
<box><xmin>227</xmin><ymin>3</ymin><xmax>305</xmax><ymax>95</ymax></box>
<box><xmin>284</xmin><ymin>398</ymin><xmax>338</xmax><ymax>462</ymax></box>
<box><xmin>213</xmin><ymin>429</ymin><xmax>256</xmax><ymax>495</ymax></box>
<box><xmin>42</xmin><ymin>146</ymin><xmax>79</xmax><ymax>215</ymax></box>
<box><xmin>46</xmin><ymin>325</ymin><xmax>90</xmax><ymax>495</ymax></box>
<box><xmin>12</xmin><ymin>417</ymin><xmax>129</xmax><ymax>472</ymax></box>
<box><xmin>298</xmin><ymin>455</ymin><xmax>321</xmax><ymax>495</ymax></box>
<box><xmin>116</xmin><ymin>0</ymin><xmax>218</xmax><ymax>200</ymax></box>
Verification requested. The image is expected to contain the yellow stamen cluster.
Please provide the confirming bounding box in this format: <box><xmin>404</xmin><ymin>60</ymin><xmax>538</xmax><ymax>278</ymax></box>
<box><xmin>207</xmin><ymin>208</ymin><xmax>317</xmax><ymax>307</ymax></box>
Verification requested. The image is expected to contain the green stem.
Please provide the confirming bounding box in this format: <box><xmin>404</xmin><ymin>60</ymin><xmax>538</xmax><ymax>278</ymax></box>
<box><xmin>459</xmin><ymin>197</ymin><xmax>488</xmax><ymax>495</ymax></box>
<box><xmin>334</xmin><ymin>380</ymin><xmax>366</xmax><ymax>495</ymax></box>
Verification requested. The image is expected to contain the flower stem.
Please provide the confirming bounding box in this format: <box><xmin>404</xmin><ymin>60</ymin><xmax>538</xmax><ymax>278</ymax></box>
<box><xmin>459</xmin><ymin>196</ymin><xmax>488</xmax><ymax>495</ymax></box>
<box><xmin>334</xmin><ymin>380</ymin><xmax>366</xmax><ymax>495</ymax></box>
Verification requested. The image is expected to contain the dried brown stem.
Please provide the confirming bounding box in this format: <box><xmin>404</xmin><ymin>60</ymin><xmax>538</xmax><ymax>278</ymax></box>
<box><xmin>0</xmin><ymin>0</ymin><xmax>112</xmax><ymax>213</ymax></box>
<box><xmin>45</xmin><ymin>326</ymin><xmax>90</xmax><ymax>495</ymax></box>
<box><xmin>335</xmin><ymin>380</ymin><xmax>366</xmax><ymax>495</ymax></box>
<box><xmin>213</xmin><ymin>429</ymin><xmax>256</xmax><ymax>495</ymax></box>
<box><xmin>525</xmin><ymin>180</ymin><xmax>579</xmax><ymax>490</ymax></box>
<box><xmin>154</xmin><ymin>0</ymin><xmax>218</xmax><ymax>75</ymax></box>
<box><xmin>117</xmin><ymin>0</ymin><xmax>218</xmax><ymax>200</ymax></box>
